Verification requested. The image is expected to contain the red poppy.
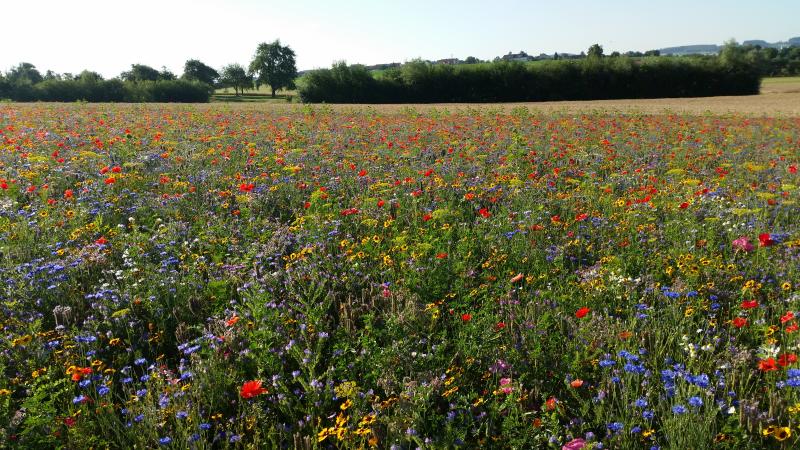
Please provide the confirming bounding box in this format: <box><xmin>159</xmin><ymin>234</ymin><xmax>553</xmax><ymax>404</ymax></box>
<box><xmin>787</xmin><ymin>323</ymin><xmax>799</xmax><ymax>333</ymax></box>
<box><xmin>104</xmin><ymin>177</ymin><xmax>116</xmax><ymax>185</ymax></box>
<box><xmin>510</xmin><ymin>273</ymin><xmax>524</xmax><ymax>283</ymax></box>
<box><xmin>0</xmin><ymin>180</ymin><xmax>7</xmax><ymax>190</ymax></box>
<box><xmin>758</xmin><ymin>233</ymin><xmax>774</xmax><ymax>247</ymax></box>
<box><xmin>64</xmin><ymin>417</ymin><xmax>76</xmax><ymax>427</ymax></box>
<box><xmin>377</xmin><ymin>199</ymin><xmax>385</xmax><ymax>207</ymax></box>
<box><xmin>758</xmin><ymin>358</ymin><xmax>778</xmax><ymax>372</ymax></box>
<box><xmin>495</xmin><ymin>321</ymin><xmax>506</xmax><ymax>330</ymax></box>
<box><xmin>239</xmin><ymin>183</ymin><xmax>254</xmax><ymax>192</ymax></box>
<box><xmin>111</xmin><ymin>166</ymin><xmax>122</xmax><ymax>173</ymax></box>
<box><xmin>96</xmin><ymin>236</ymin><xmax>108</xmax><ymax>245</ymax></box>
<box><xmin>570</xmin><ymin>379</ymin><xmax>584</xmax><ymax>388</ymax></box>
<box><xmin>226</xmin><ymin>316</ymin><xmax>240</xmax><ymax>327</ymax></box>
<box><xmin>574</xmin><ymin>213</ymin><xmax>588</xmax><ymax>222</ymax></box>
<box><xmin>575</xmin><ymin>307</ymin><xmax>590</xmax><ymax>319</ymax></box>
<box><xmin>461</xmin><ymin>313</ymin><xmax>472</xmax><ymax>322</ymax></box>
<box><xmin>478</xmin><ymin>208</ymin><xmax>491</xmax><ymax>218</ymax></box>
<box><xmin>741</xmin><ymin>300</ymin><xmax>758</xmax><ymax>309</ymax></box>
<box><xmin>790</xmin><ymin>165</ymin><xmax>798</xmax><ymax>174</ymax></box>
<box><xmin>545</xmin><ymin>396</ymin><xmax>558</xmax><ymax>411</ymax></box>
<box><xmin>358</xmin><ymin>169</ymin><xmax>367</xmax><ymax>177</ymax></box>
<box><xmin>679</xmin><ymin>202</ymin><xmax>689</xmax><ymax>209</ymax></box>
<box><xmin>100</xmin><ymin>166</ymin><xmax>110</xmax><ymax>174</ymax></box>
<box><xmin>731</xmin><ymin>317</ymin><xmax>747</xmax><ymax>328</ymax></box>
<box><xmin>778</xmin><ymin>353</ymin><xmax>797</xmax><ymax>367</ymax></box>
<box><xmin>304</xmin><ymin>201</ymin><xmax>311</xmax><ymax>209</ymax></box>
<box><xmin>781</xmin><ymin>311</ymin><xmax>795</xmax><ymax>324</ymax></box>
<box><xmin>64</xmin><ymin>189</ymin><xmax>74</xmax><ymax>199</ymax></box>
<box><xmin>436</xmin><ymin>252</ymin><xmax>448</xmax><ymax>259</ymax></box>
<box><xmin>240</xmin><ymin>380</ymin><xmax>267</xmax><ymax>399</ymax></box>
<box><xmin>422</xmin><ymin>213</ymin><xmax>432</xmax><ymax>222</ymax></box>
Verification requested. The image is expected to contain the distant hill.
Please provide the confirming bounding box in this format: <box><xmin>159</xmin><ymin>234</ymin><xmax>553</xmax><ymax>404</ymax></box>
<box><xmin>660</xmin><ymin>37</ymin><xmax>800</xmax><ymax>55</ymax></box>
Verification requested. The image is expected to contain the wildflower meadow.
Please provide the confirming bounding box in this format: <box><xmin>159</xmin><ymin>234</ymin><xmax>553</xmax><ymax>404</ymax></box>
<box><xmin>1</xmin><ymin>103</ymin><xmax>799</xmax><ymax>449</ymax></box>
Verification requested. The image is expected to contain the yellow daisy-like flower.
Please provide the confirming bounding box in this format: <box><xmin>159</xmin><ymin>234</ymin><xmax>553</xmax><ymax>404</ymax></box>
<box><xmin>774</xmin><ymin>427</ymin><xmax>791</xmax><ymax>441</ymax></box>
<box><xmin>783</xmin><ymin>282</ymin><xmax>792</xmax><ymax>291</ymax></box>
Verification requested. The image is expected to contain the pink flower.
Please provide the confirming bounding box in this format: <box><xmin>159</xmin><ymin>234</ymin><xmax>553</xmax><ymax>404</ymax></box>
<box><xmin>562</xmin><ymin>438</ymin><xmax>587</xmax><ymax>450</ymax></box>
<box><xmin>732</xmin><ymin>236</ymin><xmax>753</xmax><ymax>252</ymax></box>
<box><xmin>499</xmin><ymin>377</ymin><xmax>513</xmax><ymax>394</ymax></box>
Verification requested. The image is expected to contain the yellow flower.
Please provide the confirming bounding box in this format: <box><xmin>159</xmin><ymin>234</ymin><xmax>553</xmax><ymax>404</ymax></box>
<box><xmin>783</xmin><ymin>282</ymin><xmax>792</xmax><ymax>291</ymax></box>
<box><xmin>774</xmin><ymin>427</ymin><xmax>791</xmax><ymax>441</ymax></box>
<box><xmin>0</xmin><ymin>389</ymin><xmax>11</xmax><ymax>395</ymax></box>
<box><xmin>340</xmin><ymin>399</ymin><xmax>352</xmax><ymax>411</ymax></box>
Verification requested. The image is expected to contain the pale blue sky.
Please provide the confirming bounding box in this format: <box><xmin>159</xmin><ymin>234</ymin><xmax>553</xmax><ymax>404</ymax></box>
<box><xmin>3</xmin><ymin>0</ymin><xmax>798</xmax><ymax>78</ymax></box>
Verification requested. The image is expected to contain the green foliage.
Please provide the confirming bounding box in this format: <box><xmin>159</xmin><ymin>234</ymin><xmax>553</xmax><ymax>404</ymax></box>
<box><xmin>299</xmin><ymin>53</ymin><xmax>762</xmax><ymax>103</ymax></box>
<box><xmin>182</xmin><ymin>59</ymin><xmax>219</xmax><ymax>87</ymax></box>
<box><xmin>219</xmin><ymin>63</ymin><xmax>253</xmax><ymax>96</ymax></box>
<box><xmin>248</xmin><ymin>40</ymin><xmax>298</xmax><ymax>97</ymax></box>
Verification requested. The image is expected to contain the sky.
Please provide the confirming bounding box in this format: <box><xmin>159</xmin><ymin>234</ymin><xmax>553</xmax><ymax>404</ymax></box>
<box><xmin>3</xmin><ymin>0</ymin><xmax>799</xmax><ymax>78</ymax></box>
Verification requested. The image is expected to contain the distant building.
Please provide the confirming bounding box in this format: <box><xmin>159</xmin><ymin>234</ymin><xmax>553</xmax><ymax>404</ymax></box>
<box><xmin>435</xmin><ymin>58</ymin><xmax>462</xmax><ymax>65</ymax></box>
<box><xmin>502</xmin><ymin>51</ymin><xmax>534</xmax><ymax>62</ymax></box>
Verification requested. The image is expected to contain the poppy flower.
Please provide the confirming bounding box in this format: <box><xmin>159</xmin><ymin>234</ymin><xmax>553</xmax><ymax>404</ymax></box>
<box><xmin>436</xmin><ymin>252</ymin><xmax>448</xmax><ymax>259</ymax></box>
<box><xmin>96</xmin><ymin>237</ymin><xmax>108</xmax><ymax>245</ymax></box>
<box><xmin>226</xmin><ymin>316</ymin><xmax>240</xmax><ymax>327</ymax></box>
<box><xmin>758</xmin><ymin>358</ymin><xmax>778</xmax><ymax>372</ymax></box>
<box><xmin>575</xmin><ymin>307</ymin><xmax>590</xmax><ymax>318</ymax></box>
<box><xmin>377</xmin><ymin>199</ymin><xmax>385</xmax><ymax>207</ymax></box>
<box><xmin>100</xmin><ymin>166</ymin><xmax>110</xmax><ymax>174</ymax></box>
<box><xmin>731</xmin><ymin>317</ymin><xmax>747</xmax><ymax>328</ymax></box>
<box><xmin>478</xmin><ymin>208</ymin><xmax>491</xmax><ymax>218</ymax></box>
<box><xmin>787</xmin><ymin>323</ymin><xmax>799</xmax><ymax>333</ymax></box>
<box><xmin>758</xmin><ymin>233</ymin><xmax>775</xmax><ymax>247</ymax></box>
<box><xmin>570</xmin><ymin>379</ymin><xmax>584</xmax><ymax>388</ymax></box>
<box><xmin>781</xmin><ymin>311</ymin><xmax>795</xmax><ymax>324</ymax></box>
<box><xmin>510</xmin><ymin>273</ymin><xmax>524</xmax><ymax>283</ymax></box>
<box><xmin>0</xmin><ymin>180</ymin><xmax>7</xmax><ymax>190</ymax></box>
<box><xmin>574</xmin><ymin>213</ymin><xmax>588</xmax><ymax>221</ymax></box>
<box><xmin>461</xmin><ymin>313</ymin><xmax>472</xmax><ymax>322</ymax></box>
<box><xmin>778</xmin><ymin>353</ymin><xmax>797</xmax><ymax>367</ymax></box>
<box><xmin>422</xmin><ymin>213</ymin><xmax>432</xmax><ymax>222</ymax></box>
<box><xmin>741</xmin><ymin>300</ymin><xmax>758</xmax><ymax>309</ymax></box>
<box><xmin>104</xmin><ymin>177</ymin><xmax>116</xmax><ymax>185</ymax></box>
<box><xmin>64</xmin><ymin>189</ymin><xmax>74</xmax><ymax>199</ymax></box>
<box><xmin>679</xmin><ymin>202</ymin><xmax>689</xmax><ymax>209</ymax></box>
<box><xmin>111</xmin><ymin>166</ymin><xmax>122</xmax><ymax>173</ymax></box>
<box><xmin>239</xmin><ymin>183</ymin><xmax>254</xmax><ymax>192</ymax></box>
<box><xmin>240</xmin><ymin>380</ymin><xmax>267</xmax><ymax>399</ymax></box>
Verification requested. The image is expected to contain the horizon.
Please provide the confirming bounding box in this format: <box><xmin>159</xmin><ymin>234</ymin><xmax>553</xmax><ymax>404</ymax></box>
<box><xmin>3</xmin><ymin>0</ymin><xmax>799</xmax><ymax>78</ymax></box>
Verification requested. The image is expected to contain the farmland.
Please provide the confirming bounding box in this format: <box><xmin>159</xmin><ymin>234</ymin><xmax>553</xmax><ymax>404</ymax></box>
<box><xmin>1</xmin><ymin>103</ymin><xmax>799</xmax><ymax>449</ymax></box>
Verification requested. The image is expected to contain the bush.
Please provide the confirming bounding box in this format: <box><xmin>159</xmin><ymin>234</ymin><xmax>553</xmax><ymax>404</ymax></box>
<box><xmin>1</xmin><ymin>79</ymin><xmax>210</xmax><ymax>103</ymax></box>
<box><xmin>298</xmin><ymin>57</ymin><xmax>762</xmax><ymax>103</ymax></box>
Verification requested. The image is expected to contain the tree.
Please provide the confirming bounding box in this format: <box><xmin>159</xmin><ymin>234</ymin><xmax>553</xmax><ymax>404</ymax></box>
<box><xmin>120</xmin><ymin>64</ymin><xmax>161</xmax><ymax>82</ymax></box>
<box><xmin>249</xmin><ymin>40</ymin><xmax>297</xmax><ymax>97</ymax></box>
<box><xmin>587</xmin><ymin>44</ymin><xmax>604</xmax><ymax>59</ymax></box>
<box><xmin>220</xmin><ymin>64</ymin><xmax>252</xmax><ymax>96</ymax></box>
<box><xmin>77</xmin><ymin>70</ymin><xmax>104</xmax><ymax>82</ymax></box>
<box><xmin>182</xmin><ymin>59</ymin><xmax>219</xmax><ymax>86</ymax></box>
<box><xmin>159</xmin><ymin>67</ymin><xmax>177</xmax><ymax>81</ymax></box>
<box><xmin>7</xmin><ymin>62</ymin><xmax>43</xmax><ymax>85</ymax></box>
<box><xmin>464</xmin><ymin>56</ymin><xmax>479</xmax><ymax>64</ymax></box>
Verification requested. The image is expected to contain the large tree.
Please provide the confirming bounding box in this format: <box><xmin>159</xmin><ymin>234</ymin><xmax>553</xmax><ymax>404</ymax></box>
<box><xmin>120</xmin><ymin>64</ymin><xmax>161</xmax><ymax>82</ymax></box>
<box><xmin>248</xmin><ymin>40</ymin><xmax>297</xmax><ymax>97</ymax></box>
<box><xmin>7</xmin><ymin>62</ymin><xmax>43</xmax><ymax>85</ymax></box>
<box><xmin>182</xmin><ymin>59</ymin><xmax>219</xmax><ymax>86</ymax></box>
<box><xmin>219</xmin><ymin>64</ymin><xmax>252</xmax><ymax>96</ymax></box>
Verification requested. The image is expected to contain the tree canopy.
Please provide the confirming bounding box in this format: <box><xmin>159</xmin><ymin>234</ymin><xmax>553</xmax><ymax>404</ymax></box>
<box><xmin>248</xmin><ymin>40</ymin><xmax>297</xmax><ymax>97</ymax></box>
<box><xmin>182</xmin><ymin>59</ymin><xmax>219</xmax><ymax>86</ymax></box>
<box><xmin>220</xmin><ymin>64</ymin><xmax>252</xmax><ymax>96</ymax></box>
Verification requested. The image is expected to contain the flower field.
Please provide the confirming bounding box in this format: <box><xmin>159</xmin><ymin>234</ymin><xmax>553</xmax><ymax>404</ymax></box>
<box><xmin>1</xmin><ymin>104</ymin><xmax>799</xmax><ymax>449</ymax></box>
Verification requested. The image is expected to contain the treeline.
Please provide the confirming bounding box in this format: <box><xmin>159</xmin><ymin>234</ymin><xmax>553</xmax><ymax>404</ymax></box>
<box><xmin>0</xmin><ymin>63</ymin><xmax>211</xmax><ymax>103</ymax></box>
<box><xmin>298</xmin><ymin>49</ymin><xmax>762</xmax><ymax>103</ymax></box>
<box><xmin>731</xmin><ymin>44</ymin><xmax>800</xmax><ymax>76</ymax></box>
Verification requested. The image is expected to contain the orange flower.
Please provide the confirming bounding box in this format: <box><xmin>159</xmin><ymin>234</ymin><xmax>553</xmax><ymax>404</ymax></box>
<box><xmin>240</xmin><ymin>380</ymin><xmax>267</xmax><ymax>399</ymax></box>
<box><xmin>226</xmin><ymin>316</ymin><xmax>240</xmax><ymax>327</ymax></box>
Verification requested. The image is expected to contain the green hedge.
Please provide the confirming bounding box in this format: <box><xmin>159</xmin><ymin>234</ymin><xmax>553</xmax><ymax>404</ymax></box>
<box><xmin>298</xmin><ymin>57</ymin><xmax>762</xmax><ymax>103</ymax></box>
<box><xmin>0</xmin><ymin>79</ymin><xmax>210</xmax><ymax>102</ymax></box>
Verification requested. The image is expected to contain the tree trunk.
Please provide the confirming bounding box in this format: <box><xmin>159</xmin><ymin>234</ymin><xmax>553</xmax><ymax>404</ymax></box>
<box><xmin>271</xmin><ymin>86</ymin><xmax>276</xmax><ymax>98</ymax></box>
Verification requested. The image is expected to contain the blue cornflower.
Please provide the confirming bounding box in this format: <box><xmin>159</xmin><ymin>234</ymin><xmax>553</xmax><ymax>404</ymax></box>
<box><xmin>176</xmin><ymin>411</ymin><xmax>188</xmax><ymax>420</ymax></box>
<box><xmin>599</xmin><ymin>359</ymin><xmax>616</xmax><ymax>368</ymax></box>
<box><xmin>97</xmin><ymin>385</ymin><xmax>110</xmax><ymax>396</ymax></box>
<box><xmin>642</xmin><ymin>410</ymin><xmax>655</xmax><ymax>420</ymax></box>
<box><xmin>672</xmin><ymin>404</ymin><xmax>687</xmax><ymax>415</ymax></box>
<box><xmin>634</xmin><ymin>398</ymin><xmax>648</xmax><ymax>408</ymax></box>
<box><xmin>607</xmin><ymin>422</ymin><xmax>624</xmax><ymax>433</ymax></box>
<box><xmin>688</xmin><ymin>396</ymin><xmax>703</xmax><ymax>408</ymax></box>
<box><xmin>158</xmin><ymin>436</ymin><xmax>172</xmax><ymax>445</ymax></box>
